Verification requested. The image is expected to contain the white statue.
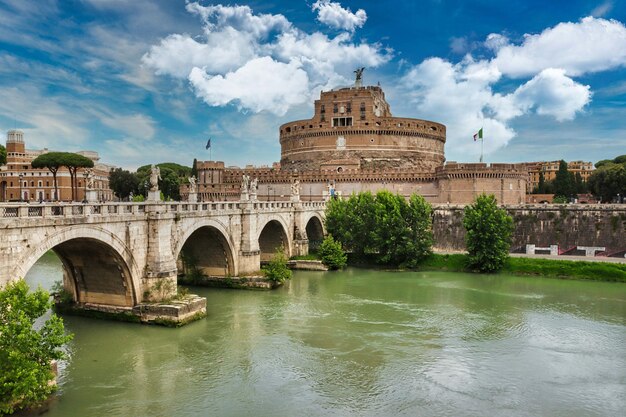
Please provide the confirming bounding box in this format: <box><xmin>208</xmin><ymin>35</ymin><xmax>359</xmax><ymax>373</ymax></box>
<box><xmin>188</xmin><ymin>175</ymin><xmax>197</xmax><ymax>194</ymax></box>
<box><xmin>250</xmin><ymin>177</ymin><xmax>258</xmax><ymax>200</ymax></box>
<box><xmin>86</xmin><ymin>169</ymin><xmax>95</xmax><ymax>190</ymax></box>
<box><xmin>291</xmin><ymin>179</ymin><xmax>300</xmax><ymax>196</ymax></box>
<box><xmin>149</xmin><ymin>165</ymin><xmax>161</xmax><ymax>192</ymax></box>
<box><xmin>241</xmin><ymin>174</ymin><xmax>250</xmax><ymax>192</ymax></box>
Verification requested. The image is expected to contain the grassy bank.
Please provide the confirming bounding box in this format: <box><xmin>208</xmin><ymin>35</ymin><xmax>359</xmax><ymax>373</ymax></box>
<box><xmin>418</xmin><ymin>254</ymin><xmax>626</xmax><ymax>282</ymax></box>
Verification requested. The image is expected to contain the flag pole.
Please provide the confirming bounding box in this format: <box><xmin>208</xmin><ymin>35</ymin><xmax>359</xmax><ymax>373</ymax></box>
<box><xmin>480</xmin><ymin>135</ymin><xmax>484</xmax><ymax>163</ymax></box>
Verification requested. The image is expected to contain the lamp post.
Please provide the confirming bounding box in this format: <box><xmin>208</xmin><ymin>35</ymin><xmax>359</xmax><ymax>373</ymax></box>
<box><xmin>18</xmin><ymin>173</ymin><xmax>23</xmax><ymax>202</ymax></box>
<box><xmin>83</xmin><ymin>170</ymin><xmax>89</xmax><ymax>203</ymax></box>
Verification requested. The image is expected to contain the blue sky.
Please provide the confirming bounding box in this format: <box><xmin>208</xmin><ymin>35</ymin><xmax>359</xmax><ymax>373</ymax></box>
<box><xmin>0</xmin><ymin>0</ymin><xmax>625</xmax><ymax>169</ymax></box>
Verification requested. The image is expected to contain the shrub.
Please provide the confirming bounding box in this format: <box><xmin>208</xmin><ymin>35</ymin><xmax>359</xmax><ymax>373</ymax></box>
<box><xmin>463</xmin><ymin>194</ymin><xmax>513</xmax><ymax>273</ymax></box>
<box><xmin>0</xmin><ymin>280</ymin><xmax>73</xmax><ymax>415</ymax></box>
<box><xmin>318</xmin><ymin>235</ymin><xmax>347</xmax><ymax>270</ymax></box>
<box><xmin>262</xmin><ymin>247</ymin><xmax>292</xmax><ymax>283</ymax></box>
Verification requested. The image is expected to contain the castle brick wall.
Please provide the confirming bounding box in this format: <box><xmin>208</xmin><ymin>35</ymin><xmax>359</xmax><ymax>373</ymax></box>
<box><xmin>432</xmin><ymin>205</ymin><xmax>626</xmax><ymax>254</ymax></box>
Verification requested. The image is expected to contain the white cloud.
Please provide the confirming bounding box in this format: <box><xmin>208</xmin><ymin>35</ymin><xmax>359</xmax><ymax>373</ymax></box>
<box><xmin>144</xmin><ymin>2</ymin><xmax>388</xmax><ymax>115</ymax></box>
<box><xmin>398</xmin><ymin>16</ymin><xmax>622</xmax><ymax>160</ymax></box>
<box><xmin>591</xmin><ymin>1</ymin><xmax>613</xmax><ymax>17</ymax></box>
<box><xmin>400</xmin><ymin>59</ymin><xmax>591</xmax><ymax>158</ymax></box>
<box><xmin>513</xmin><ymin>69</ymin><xmax>591</xmax><ymax>121</ymax></box>
<box><xmin>484</xmin><ymin>33</ymin><xmax>509</xmax><ymax>52</ymax></box>
<box><xmin>312</xmin><ymin>0</ymin><xmax>367</xmax><ymax>32</ymax></box>
<box><xmin>99</xmin><ymin>114</ymin><xmax>157</xmax><ymax>139</ymax></box>
<box><xmin>492</xmin><ymin>17</ymin><xmax>626</xmax><ymax>77</ymax></box>
<box><xmin>0</xmin><ymin>85</ymin><xmax>90</xmax><ymax>150</ymax></box>
<box><xmin>188</xmin><ymin>57</ymin><xmax>310</xmax><ymax>116</ymax></box>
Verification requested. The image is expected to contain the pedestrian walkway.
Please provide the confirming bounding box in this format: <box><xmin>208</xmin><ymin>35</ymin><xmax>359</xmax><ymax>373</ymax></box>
<box><xmin>433</xmin><ymin>249</ymin><xmax>626</xmax><ymax>264</ymax></box>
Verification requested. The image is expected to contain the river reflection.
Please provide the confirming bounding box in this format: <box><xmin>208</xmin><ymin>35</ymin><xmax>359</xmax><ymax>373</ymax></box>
<box><xmin>24</xmin><ymin>253</ymin><xmax>626</xmax><ymax>417</ymax></box>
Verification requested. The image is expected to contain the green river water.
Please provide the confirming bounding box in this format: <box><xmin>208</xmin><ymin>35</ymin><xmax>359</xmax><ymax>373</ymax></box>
<box><xmin>23</xmin><ymin>252</ymin><xmax>626</xmax><ymax>417</ymax></box>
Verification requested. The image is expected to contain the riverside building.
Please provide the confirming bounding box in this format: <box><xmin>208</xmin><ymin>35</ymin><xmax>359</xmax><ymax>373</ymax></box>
<box><xmin>0</xmin><ymin>130</ymin><xmax>114</xmax><ymax>202</ymax></box>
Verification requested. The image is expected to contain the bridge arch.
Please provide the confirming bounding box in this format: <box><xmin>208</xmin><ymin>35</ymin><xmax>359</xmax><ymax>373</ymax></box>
<box><xmin>15</xmin><ymin>226</ymin><xmax>141</xmax><ymax>307</ymax></box>
<box><xmin>304</xmin><ymin>213</ymin><xmax>325</xmax><ymax>251</ymax></box>
<box><xmin>258</xmin><ymin>215</ymin><xmax>292</xmax><ymax>261</ymax></box>
<box><xmin>174</xmin><ymin>219</ymin><xmax>237</xmax><ymax>278</ymax></box>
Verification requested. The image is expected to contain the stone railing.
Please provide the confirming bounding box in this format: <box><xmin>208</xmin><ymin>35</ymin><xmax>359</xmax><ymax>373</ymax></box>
<box><xmin>0</xmin><ymin>200</ymin><xmax>327</xmax><ymax>219</ymax></box>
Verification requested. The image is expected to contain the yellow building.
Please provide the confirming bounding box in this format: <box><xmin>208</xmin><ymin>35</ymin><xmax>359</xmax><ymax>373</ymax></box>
<box><xmin>525</xmin><ymin>160</ymin><xmax>594</xmax><ymax>191</ymax></box>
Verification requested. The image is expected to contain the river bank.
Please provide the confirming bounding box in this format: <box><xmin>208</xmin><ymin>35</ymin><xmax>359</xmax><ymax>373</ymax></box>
<box><xmin>422</xmin><ymin>253</ymin><xmax>626</xmax><ymax>282</ymax></box>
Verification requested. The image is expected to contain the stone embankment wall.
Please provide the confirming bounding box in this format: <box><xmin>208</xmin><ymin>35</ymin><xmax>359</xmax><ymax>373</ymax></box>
<box><xmin>433</xmin><ymin>205</ymin><xmax>626</xmax><ymax>254</ymax></box>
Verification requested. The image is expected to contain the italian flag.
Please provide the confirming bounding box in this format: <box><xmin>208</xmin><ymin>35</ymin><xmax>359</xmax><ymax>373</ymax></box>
<box><xmin>473</xmin><ymin>127</ymin><xmax>483</xmax><ymax>141</ymax></box>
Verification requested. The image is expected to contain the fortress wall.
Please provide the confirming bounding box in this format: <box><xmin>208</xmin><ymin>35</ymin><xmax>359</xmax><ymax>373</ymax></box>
<box><xmin>432</xmin><ymin>205</ymin><xmax>626</xmax><ymax>254</ymax></box>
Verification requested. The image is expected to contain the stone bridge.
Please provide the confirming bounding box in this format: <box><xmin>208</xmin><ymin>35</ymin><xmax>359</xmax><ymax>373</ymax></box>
<box><xmin>0</xmin><ymin>200</ymin><xmax>326</xmax><ymax>314</ymax></box>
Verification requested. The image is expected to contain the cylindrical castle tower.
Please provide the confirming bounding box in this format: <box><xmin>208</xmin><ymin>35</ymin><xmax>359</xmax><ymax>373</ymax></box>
<box><xmin>279</xmin><ymin>85</ymin><xmax>446</xmax><ymax>173</ymax></box>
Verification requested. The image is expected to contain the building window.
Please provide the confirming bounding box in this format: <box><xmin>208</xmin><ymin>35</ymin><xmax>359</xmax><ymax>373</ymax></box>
<box><xmin>360</xmin><ymin>102</ymin><xmax>366</xmax><ymax>111</ymax></box>
<box><xmin>332</xmin><ymin>117</ymin><xmax>353</xmax><ymax>127</ymax></box>
<box><xmin>30</xmin><ymin>181</ymin><xmax>34</xmax><ymax>186</ymax></box>
<box><xmin>346</xmin><ymin>102</ymin><xmax>352</xmax><ymax>113</ymax></box>
<box><xmin>38</xmin><ymin>180</ymin><xmax>42</xmax><ymax>187</ymax></box>
<box><xmin>320</xmin><ymin>104</ymin><xmax>325</xmax><ymax>114</ymax></box>
<box><xmin>333</xmin><ymin>104</ymin><xmax>338</xmax><ymax>113</ymax></box>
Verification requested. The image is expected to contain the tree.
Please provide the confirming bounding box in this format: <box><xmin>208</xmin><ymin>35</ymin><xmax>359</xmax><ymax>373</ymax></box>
<box><xmin>553</xmin><ymin>160</ymin><xmax>575</xmax><ymax>200</ymax></box>
<box><xmin>136</xmin><ymin>163</ymin><xmax>191</xmax><ymax>201</ymax></box>
<box><xmin>463</xmin><ymin>194</ymin><xmax>514</xmax><ymax>273</ymax></box>
<box><xmin>61</xmin><ymin>153</ymin><xmax>94</xmax><ymax>201</ymax></box>
<box><xmin>0</xmin><ymin>280</ymin><xmax>73</xmax><ymax>415</ymax></box>
<box><xmin>372</xmin><ymin>191</ymin><xmax>411</xmax><ymax>265</ymax></box>
<box><xmin>574</xmin><ymin>172</ymin><xmax>587</xmax><ymax>194</ymax></box>
<box><xmin>191</xmin><ymin>158</ymin><xmax>198</xmax><ymax>178</ymax></box>
<box><xmin>262</xmin><ymin>246</ymin><xmax>292</xmax><ymax>283</ymax></box>
<box><xmin>404</xmin><ymin>194</ymin><xmax>434</xmax><ymax>266</ymax></box>
<box><xmin>31</xmin><ymin>152</ymin><xmax>65</xmax><ymax>201</ymax></box>
<box><xmin>0</xmin><ymin>144</ymin><xmax>6</xmax><ymax>165</ymax></box>
<box><xmin>536</xmin><ymin>171</ymin><xmax>546</xmax><ymax>193</ymax></box>
<box><xmin>318</xmin><ymin>235</ymin><xmax>347</xmax><ymax>270</ymax></box>
<box><xmin>588</xmin><ymin>163</ymin><xmax>626</xmax><ymax>202</ymax></box>
<box><xmin>108</xmin><ymin>168</ymin><xmax>139</xmax><ymax>200</ymax></box>
<box><xmin>325</xmin><ymin>192</ymin><xmax>378</xmax><ymax>258</ymax></box>
<box><xmin>325</xmin><ymin>191</ymin><xmax>433</xmax><ymax>267</ymax></box>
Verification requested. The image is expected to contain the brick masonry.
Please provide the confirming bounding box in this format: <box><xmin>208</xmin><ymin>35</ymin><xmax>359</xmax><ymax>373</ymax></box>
<box><xmin>433</xmin><ymin>204</ymin><xmax>626</xmax><ymax>254</ymax></box>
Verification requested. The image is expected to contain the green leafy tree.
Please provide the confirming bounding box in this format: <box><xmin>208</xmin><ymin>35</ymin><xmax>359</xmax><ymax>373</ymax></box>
<box><xmin>325</xmin><ymin>191</ymin><xmax>433</xmax><ymax>267</ymax></box>
<box><xmin>535</xmin><ymin>171</ymin><xmax>546</xmax><ymax>194</ymax></box>
<box><xmin>574</xmin><ymin>172</ymin><xmax>587</xmax><ymax>194</ymax></box>
<box><xmin>588</xmin><ymin>163</ymin><xmax>626</xmax><ymax>202</ymax></box>
<box><xmin>404</xmin><ymin>194</ymin><xmax>434</xmax><ymax>266</ymax></box>
<box><xmin>61</xmin><ymin>153</ymin><xmax>94</xmax><ymax>201</ymax></box>
<box><xmin>0</xmin><ymin>144</ymin><xmax>6</xmax><ymax>165</ymax></box>
<box><xmin>262</xmin><ymin>247</ymin><xmax>292</xmax><ymax>283</ymax></box>
<box><xmin>31</xmin><ymin>152</ymin><xmax>65</xmax><ymax>201</ymax></box>
<box><xmin>191</xmin><ymin>158</ymin><xmax>198</xmax><ymax>178</ymax></box>
<box><xmin>372</xmin><ymin>191</ymin><xmax>410</xmax><ymax>265</ymax></box>
<box><xmin>0</xmin><ymin>280</ymin><xmax>73</xmax><ymax>415</ymax></box>
<box><xmin>553</xmin><ymin>160</ymin><xmax>575</xmax><ymax>200</ymax></box>
<box><xmin>463</xmin><ymin>194</ymin><xmax>514</xmax><ymax>273</ymax></box>
<box><xmin>108</xmin><ymin>168</ymin><xmax>139</xmax><ymax>200</ymax></box>
<box><xmin>136</xmin><ymin>163</ymin><xmax>191</xmax><ymax>201</ymax></box>
<box><xmin>318</xmin><ymin>235</ymin><xmax>347</xmax><ymax>270</ymax></box>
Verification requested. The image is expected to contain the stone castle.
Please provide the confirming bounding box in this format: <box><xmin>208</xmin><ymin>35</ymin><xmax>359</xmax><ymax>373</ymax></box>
<box><xmin>184</xmin><ymin>73</ymin><xmax>528</xmax><ymax>204</ymax></box>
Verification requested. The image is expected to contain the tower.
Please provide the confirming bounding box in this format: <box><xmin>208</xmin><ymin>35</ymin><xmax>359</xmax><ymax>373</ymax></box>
<box><xmin>6</xmin><ymin>129</ymin><xmax>25</xmax><ymax>155</ymax></box>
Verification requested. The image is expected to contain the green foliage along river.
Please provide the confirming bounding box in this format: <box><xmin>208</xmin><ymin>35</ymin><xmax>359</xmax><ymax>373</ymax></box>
<box><xmin>24</xmin><ymin>252</ymin><xmax>626</xmax><ymax>416</ymax></box>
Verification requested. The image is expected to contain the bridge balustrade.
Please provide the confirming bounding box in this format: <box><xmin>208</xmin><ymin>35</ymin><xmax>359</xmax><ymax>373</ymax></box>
<box><xmin>1</xmin><ymin>207</ymin><xmax>18</xmax><ymax>217</ymax></box>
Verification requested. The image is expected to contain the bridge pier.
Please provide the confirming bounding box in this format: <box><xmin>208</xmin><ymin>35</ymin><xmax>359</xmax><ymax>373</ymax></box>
<box><xmin>143</xmin><ymin>207</ymin><xmax>179</xmax><ymax>302</ymax></box>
